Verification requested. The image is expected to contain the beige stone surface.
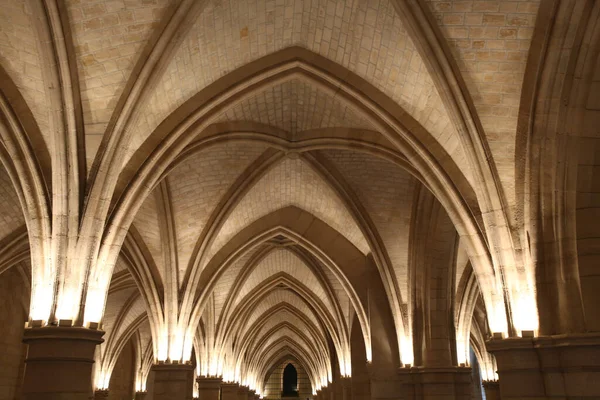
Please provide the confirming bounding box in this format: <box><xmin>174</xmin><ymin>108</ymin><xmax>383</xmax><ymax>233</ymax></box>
<box><xmin>0</xmin><ymin>1</ymin><xmax>598</xmax><ymax>398</ymax></box>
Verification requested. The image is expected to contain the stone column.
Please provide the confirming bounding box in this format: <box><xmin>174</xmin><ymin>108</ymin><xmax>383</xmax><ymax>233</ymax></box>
<box><xmin>21</xmin><ymin>326</ymin><xmax>104</xmax><ymax>400</ymax></box>
<box><xmin>94</xmin><ymin>389</ymin><xmax>109</xmax><ymax>399</ymax></box>
<box><xmin>321</xmin><ymin>385</ymin><xmax>329</xmax><ymax>400</ymax></box>
<box><xmin>340</xmin><ymin>378</ymin><xmax>352</xmax><ymax>400</ymax></box>
<box><xmin>152</xmin><ymin>363</ymin><xmax>194</xmax><ymax>400</ymax></box>
<box><xmin>398</xmin><ymin>366</ymin><xmax>472</xmax><ymax>400</ymax></box>
<box><xmin>482</xmin><ymin>381</ymin><xmax>500</xmax><ymax>400</ymax></box>
<box><xmin>134</xmin><ymin>391</ymin><xmax>148</xmax><ymax>400</ymax></box>
<box><xmin>315</xmin><ymin>389</ymin><xmax>322</xmax><ymax>400</ymax></box>
<box><xmin>196</xmin><ymin>377</ymin><xmax>222</xmax><ymax>400</ymax></box>
<box><xmin>221</xmin><ymin>383</ymin><xmax>240</xmax><ymax>400</ymax></box>
<box><xmin>487</xmin><ymin>334</ymin><xmax>600</xmax><ymax>399</ymax></box>
<box><xmin>237</xmin><ymin>385</ymin><xmax>249</xmax><ymax>400</ymax></box>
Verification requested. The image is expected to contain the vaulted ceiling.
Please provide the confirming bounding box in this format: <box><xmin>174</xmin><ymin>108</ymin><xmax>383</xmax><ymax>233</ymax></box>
<box><xmin>3</xmin><ymin>0</ymin><xmax>575</xmax><ymax>396</ymax></box>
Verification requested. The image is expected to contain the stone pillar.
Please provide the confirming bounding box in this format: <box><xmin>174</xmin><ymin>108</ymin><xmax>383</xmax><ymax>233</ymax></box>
<box><xmin>21</xmin><ymin>326</ymin><xmax>104</xmax><ymax>400</ymax></box>
<box><xmin>196</xmin><ymin>377</ymin><xmax>222</xmax><ymax>400</ymax></box>
<box><xmin>340</xmin><ymin>378</ymin><xmax>352</xmax><ymax>400</ymax></box>
<box><xmin>321</xmin><ymin>385</ymin><xmax>329</xmax><ymax>400</ymax></box>
<box><xmin>482</xmin><ymin>381</ymin><xmax>500</xmax><ymax>400</ymax></box>
<box><xmin>398</xmin><ymin>366</ymin><xmax>472</xmax><ymax>400</ymax></box>
<box><xmin>134</xmin><ymin>391</ymin><xmax>148</xmax><ymax>400</ymax></box>
<box><xmin>237</xmin><ymin>385</ymin><xmax>249</xmax><ymax>400</ymax></box>
<box><xmin>221</xmin><ymin>383</ymin><xmax>240</xmax><ymax>400</ymax></box>
<box><xmin>94</xmin><ymin>389</ymin><xmax>109</xmax><ymax>399</ymax></box>
<box><xmin>152</xmin><ymin>363</ymin><xmax>194</xmax><ymax>400</ymax></box>
<box><xmin>487</xmin><ymin>334</ymin><xmax>600</xmax><ymax>399</ymax></box>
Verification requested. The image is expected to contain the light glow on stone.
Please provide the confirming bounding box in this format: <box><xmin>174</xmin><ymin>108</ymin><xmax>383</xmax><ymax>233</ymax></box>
<box><xmin>512</xmin><ymin>289</ymin><xmax>539</xmax><ymax>335</ymax></box>
<box><xmin>400</xmin><ymin>335</ymin><xmax>414</xmax><ymax>366</ymax></box>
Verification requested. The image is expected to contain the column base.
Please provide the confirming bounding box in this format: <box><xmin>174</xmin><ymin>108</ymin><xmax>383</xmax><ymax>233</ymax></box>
<box><xmin>397</xmin><ymin>366</ymin><xmax>472</xmax><ymax>400</ymax></box>
<box><xmin>487</xmin><ymin>333</ymin><xmax>600</xmax><ymax>399</ymax></box>
<box><xmin>94</xmin><ymin>389</ymin><xmax>109</xmax><ymax>399</ymax></box>
<box><xmin>22</xmin><ymin>326</ymin><xmax>104</xmax><ymax>400</ymax></box>
<box><xmin>196</xmin><ymin>376</ymin><xmax>222</xmax><ymax>400</ymax></box>
<box><xmin>152</xmin><ymin>363</ymin><xmax>194</xmax><ymax>400</ymax></box>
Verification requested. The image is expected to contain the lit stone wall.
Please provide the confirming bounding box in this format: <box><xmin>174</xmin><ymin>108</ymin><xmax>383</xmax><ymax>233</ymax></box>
<box><xmin>0</xmin><ymin>266</ymin><xmax>29</xmax><ymax>400</ymax></box>
<box><xmin>577</xmin><ymin>50</ymin><xmax>600</xmax><ymax>331</ymax></box>
<box><xmin>108</xmin><ymin>338</ymin><xmax>135</xmax><ymax>400</ymax></box>
<box><xmin>263</xmin><ymin>360</ymin><xmax>312</xmax><ymax>400</ymax></box>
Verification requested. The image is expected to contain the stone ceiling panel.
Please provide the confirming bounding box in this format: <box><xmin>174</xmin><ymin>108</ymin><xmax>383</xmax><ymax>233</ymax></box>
<box><xmin>425</xmin><ymin>0</ymin><xmax>541</xmax><ymax>204</ymax></box>
<box><xmin>132</xmin><ymin>190</ymin><xmax>164</xmax><ymax>280</ymax></box>
<box><xmin>217</xmin><ymin>79</ymin><xmax>375</xmax><ymax>134</ymax></box>
<box><xmin>213</xmin><ymin>246</ymin><xmax>261</xmax><ymax>324</ymax></box>
<box><xmin>322</xmin><ymin>149</ymin><xmax>416</xmax><ymax>304</ymax></box>
<box><xmin>204</xmin><ymin>157</ymin><xmax>370</xmax><ymax>270</ymax></box>
<box><xmin>0</xmin><ymin>164</ymin><xmax>25</xmax><ymax>243</ymax></box>
<box><xmin>112</xmin><ymin>295</ymin><xmax>147</xmax><ymax>348</ymax></box>
<box><xmin>254</xmin><ymin>309</ymin><xmax>316</xmax><ymax>345</ymax></box>
<box><xmin>66</xmin><ymin>0</ymin><xmax>174</xmax><ymax>168</ymax></box>
<box><xmin>101</xmin><ymin>287</ymin><xmax>136</xmax><ymax>357</ymax></box>
<box><xmin>127</xmin><ymin>0</ymin><xmax>465</xmax><ymax>177</ymax></box>
<box><xmin>243</xmin><ymin>289</ymin><xmax>323</xmax><ymax>340</ymax></box>
<box><xmin>319</xmin><ymin>262</ymin><xmax>352</xmax><ymax>330</ymax></box>
<box><xmin>234</xmin><ymin>248</ymin><xmax>332</xmax><ymax>311</ymax></box>
<box><xmin>257</xmin><ymin>326</ymin><xmax>311</xmax><ymax>356</ymax></box>
<box><xmin>167</xmin><ymin>142</ymin><xmax>268</xmax><ymax>284</ymax></box>
<box><xmin>0</xmin><ymin>0</ymin><xmax>49</xmax><ymax>146</ymax></box>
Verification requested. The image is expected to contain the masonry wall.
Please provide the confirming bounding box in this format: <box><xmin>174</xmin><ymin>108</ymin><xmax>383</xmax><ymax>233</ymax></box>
<box><xmin>264</xmin><ymin>360</ymin><xmax>312</xmax><ymax>400</ymax></box>
<box><xmin>0</xmin><ymin>266</ymin><xmax>29</xmax><ymax>400</ymax></box>
<box><xmin>108</xmin><ymin>338</ymin><xmax>135</xmax><ymax>400</ymax></box>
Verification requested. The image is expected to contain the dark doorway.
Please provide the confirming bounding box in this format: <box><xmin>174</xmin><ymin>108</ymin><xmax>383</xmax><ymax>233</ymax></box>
<box><xmin>282</xmin><ymin>363</ymin><xmax>299</xmax><ymax>397</ymax></box>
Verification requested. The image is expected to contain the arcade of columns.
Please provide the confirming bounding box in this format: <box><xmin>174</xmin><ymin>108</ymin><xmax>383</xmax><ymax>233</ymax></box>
<box><xmin>0</xmin><ymin>0</ymin><xmax>598</xmax><ymax>399</ymax></box>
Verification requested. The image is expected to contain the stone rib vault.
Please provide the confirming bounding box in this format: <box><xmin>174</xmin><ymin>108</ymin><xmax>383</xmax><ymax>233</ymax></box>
<box><xmin>0</xmin><ymin>1</ymin><xmax>599</xmax><ymax>399</ymax></box>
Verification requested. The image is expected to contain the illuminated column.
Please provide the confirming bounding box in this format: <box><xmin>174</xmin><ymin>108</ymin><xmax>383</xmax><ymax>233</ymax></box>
<box><xmin>221</xmin><ymin>382</ymin><xmax>240</xmax><ymax>400</ymax></box>
<box><xmin>487</xmin><ymin>334</ymin><xmax>600</xmax><ymax>399</ymax></box>
<box><xmin>482</xmin><ymin>381</ymin><xmax>500</xmax><ymax>400</ymax></box>
<box><xmin>134</xmin><ymin>392</ymin><xmax>148</xmax><ymax>400</ymax></box>
<box><xmin>340</xmin><ymin>377</ymin><xmax>352</xmax><ymax>400</ymax></box>
<box><xmin>94</xmin><ymin>389</ymin><xmax>109</xmax><ymax>399</ymax></box>
<box><xmin>397</xmin><ymin>366</ymin><xmax>472</xmax><ymax>400</ymax></box>
<box><xmin>237</xmin><ymin>385</ymin><xmax>249</xmax><ymax>400</ymax></box>
<box><xmin>21</xmin><ymin>326</ymin><xmax>104</xmax><ymax>400</ymax></box>
<box><xmin>196</xmin><ymin>377</ymin><xmax>222</xmax><ymax>400</ymax></box>
<box><xmin>152</xmin><ymin>363</ymin><xmax>194</xmax><ymax>400</ymax></box>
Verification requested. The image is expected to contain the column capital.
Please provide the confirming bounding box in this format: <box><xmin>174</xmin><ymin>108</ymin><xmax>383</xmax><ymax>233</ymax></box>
<box><xmin>23</xmin><ymin>325</ymin><xmax>105</xmax><ymax>345</ymax></box>
<box><xmin>153</xmin><ymin>362</ymin><xmax>194</xmax><ymax>371</ymax></box>
<box><xmin>195</xmin><ymin>376</ymin><xmax>223</xmax><ymax>389</ymax></box>
<box><xmin>94</xmin><ymin>389</ymin><xmax>109</xmax><ymax>399</ymax></box>
<box><xmin>22</xmin><ymin>326</ymin><xmax>105</xmax><ymax>400</ymax></box>
<box><xmin>151</xmin><ymin>362</ymin><xmax>195</xmax><ymax>400</ymax></box>
<box><xmin>134</xmin><ymin>391</ymin><xmax>148</xmax><ymax>400</ymax></box>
